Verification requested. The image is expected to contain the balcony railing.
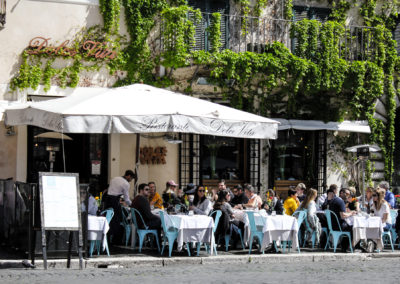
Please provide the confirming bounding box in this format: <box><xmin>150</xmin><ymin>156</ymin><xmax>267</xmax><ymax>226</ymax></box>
<box><xmin>158</xmin><ymin>12</ymin><xmax>378</xmax><ymax>62</ymax></box>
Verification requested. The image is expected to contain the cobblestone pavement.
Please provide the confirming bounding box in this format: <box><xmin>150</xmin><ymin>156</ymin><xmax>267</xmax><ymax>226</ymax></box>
<box><xmin>0</xmin><ymin>257</ymin><xmax>398</xmax><ymax>284</ymax></box>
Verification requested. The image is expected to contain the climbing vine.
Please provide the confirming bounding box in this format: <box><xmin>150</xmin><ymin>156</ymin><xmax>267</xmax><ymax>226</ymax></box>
<box><xmin>10</xmin><ymin>0</ymin><xmax>400</xmax><ymax>183</ymax></box>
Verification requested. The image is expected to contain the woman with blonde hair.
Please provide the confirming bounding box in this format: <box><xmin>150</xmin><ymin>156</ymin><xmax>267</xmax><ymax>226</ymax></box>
<box><xmin>371</xmin><ymin>188</ymin><xmax>392</xmax><ymax>231</ymax></box>
<box><xmin>298</xmin><ymin>188</ymin><xmax>321</xmax><ymax>246</ymax></box>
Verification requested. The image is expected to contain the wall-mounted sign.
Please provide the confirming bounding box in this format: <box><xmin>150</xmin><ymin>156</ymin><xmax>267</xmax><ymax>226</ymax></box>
<box><xmin>140</xmin><ymin>146</ymin><xmax>167</xmax><ymax>165</ymax></box>
<box><xmin>26</xmin><ymin>37</ymin><xmax>117</xmax><ymax>59</ymax></box>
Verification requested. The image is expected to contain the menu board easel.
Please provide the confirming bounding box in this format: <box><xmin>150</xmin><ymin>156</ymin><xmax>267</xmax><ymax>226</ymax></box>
<box><xmin>38</xmin><ymin>172</ymin><xmax>83</xmax><ymax>269</ymax></box>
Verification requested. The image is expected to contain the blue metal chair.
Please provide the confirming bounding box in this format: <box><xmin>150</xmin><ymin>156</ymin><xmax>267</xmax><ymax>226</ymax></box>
<box><xmin>324</xmin><ymin>210</ymin><xmax>353</xmax><ymax>253</ymax></box>
<box><xmin>130</xmin><ymin>208</ymin><xmax>160</xmax><ymax>253</ymax></box>
<box><xmin>223</xmin><ymin>226</ymin><xmax>245</xmax><ymax>251</ymax></box>
<box><xmin>321</xmin><ymin>227</ymin><xmax>330</xmax><ymax>249</ymax></box>
<box><xmin>382</xmin><ymin>230</ymin><xmax>394</xmax><ymax>252</ymax></box>
<box><xmin>197</xmin><ymin>210</ymin><xmax>222</xmax><ymax>256</ymax></box>
<box><xmin>120</xmin><ymin>207</ymin><xmax>132</xmax><ymax>246</ymax></box>
<box><xmin>282</xmin><ymin>210</ymin><xmax>306</xmax><ymax>253</ymax></box>
<box><xmin>246</xmin><ymin>211</ymin><xmax>265</xmax><ymax>254</ymax></box>
<box><xmin>301</xmin><ymin>210</ymin><xmax>319</xmax><ymax>249</ymax></box>
<box><xmin>389</xmin><ymin>210</ymin><xmax>398</xmax><ymax>245</ymax></box>
<box><xmin>89</xmin><ymin>208</ymin><xmax>114</xmax><ymax>257</ymax></box>
<box><xmin>159</xmin><ymin>210</ymin><xmax>181</xmax><ymax>257</ymax></box>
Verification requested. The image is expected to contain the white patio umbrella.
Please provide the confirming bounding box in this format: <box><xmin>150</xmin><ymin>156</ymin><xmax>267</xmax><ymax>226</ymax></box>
<box><xmin>4</xmin><ymin>84</ymin><xmax>279</xmax><ymax>139</ymax></box>
<box><xmin>5</xmin><ymin>84</ymin><xmax>279</xmax><ymax>192</ymax></box>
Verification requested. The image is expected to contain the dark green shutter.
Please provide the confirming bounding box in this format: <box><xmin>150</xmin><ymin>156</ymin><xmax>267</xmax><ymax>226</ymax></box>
<box><xmin>394</xmin><ymin>22</ymin><xmax>400</xmax><ymax>55</ymax></box>
<box><xmin>188</xmin><ymin>0</ymin><xmax>229</xmax><ymax>51</ymax></box>
<box><xmin>293</xmin><ymin>6</ymin><xmax>308</xmax><ymax>23</ymax></box>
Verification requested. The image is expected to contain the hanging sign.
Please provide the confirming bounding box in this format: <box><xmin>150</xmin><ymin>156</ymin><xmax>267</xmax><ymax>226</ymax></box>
<box><xmin>140</xmin><ymin>146</ymin><xmax>167</xmax><ymax>164</ymax></box>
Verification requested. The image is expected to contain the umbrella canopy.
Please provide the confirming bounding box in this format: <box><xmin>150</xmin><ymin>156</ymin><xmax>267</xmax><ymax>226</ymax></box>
<box><xmin>5</xmin><ymin>84</ymin><xmax>278</xmax><ymax>139</ymax></box>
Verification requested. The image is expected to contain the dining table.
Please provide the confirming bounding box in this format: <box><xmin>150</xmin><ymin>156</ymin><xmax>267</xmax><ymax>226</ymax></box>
<box><xmin>346</xmin><ymin>215</ymin><xmax>384</xmax><ymax>250</ymax></box>
<box><xmin>87</xmin><ymin>215</ymin><xmax>109</xmax><ymax>251</ymax></box>
<box><xmin>238</xmin><ymin>210</ymin><xmax>299</xmax><ymax>251</ymax></box>
<box><xmin>162</xmin><ymin>213</ymin><xmax>215</xmax><ymax>254</ymax></box>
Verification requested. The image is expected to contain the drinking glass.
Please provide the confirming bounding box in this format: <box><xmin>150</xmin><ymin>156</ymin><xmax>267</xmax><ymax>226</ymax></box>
<box><xmin>272</xmin><ymin>211</ymin><xmax>276</xmax><ymax>216</ymax></box>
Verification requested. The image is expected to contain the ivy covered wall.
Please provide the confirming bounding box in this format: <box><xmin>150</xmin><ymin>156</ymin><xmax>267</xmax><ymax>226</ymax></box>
<box><xmin>9</xmin><ymin>0</ymin><xmax>400</xmax><ymax>184</ymax></box>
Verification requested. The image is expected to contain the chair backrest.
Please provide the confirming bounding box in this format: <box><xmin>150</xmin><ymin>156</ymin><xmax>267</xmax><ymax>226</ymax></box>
<box><xmin>159</xmin><ymin>210</ymin><xmax>168</xmax><ymax>233</ymax></box>
<box><xmin>100</xmin><ymin>208</ymin><xmax>114</xmax><ymax>224</ymax></box>
<box><xmin>390</xmin><ymin>209</ymin><xmax>398</xmax><ymax>223</ymax></box>
<box><xmin>159</xmin><ymin>210</ymin><xmax>178</xmax><ymax>232</ymax></box>
<box><xmin>209</xmin><ymin>210</ymin><xmax>222</xmax><ymax>233</ymax></box>
<box><xmin>324</xmin><ymin>209</ymin><xmax>342</xmax><ymax>232</ymax></box>
<box><xmin>120</xmin><ymin>207</ymin><xmax>131</xmax><ymax>226</ymax></box>
<box><xmin>293</xmin><ymin>209</ymin><xmax>307</xmax><ymax>230</ymax></box>
<box><xmin>246</xmin><ymin>211</ymin><xmax>261</xmax><ymax>233</ymax></box>
<box><xmin>130</xmin><ymin>208</ymin><xmax>148</xmax><ymax>230</ymax></box>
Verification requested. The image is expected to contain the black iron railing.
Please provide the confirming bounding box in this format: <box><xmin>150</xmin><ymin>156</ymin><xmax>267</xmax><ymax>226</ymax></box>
<box><xmin>158</xmin><ymin>12</ymin><xmax>378</xmax><ymax>62</ymax></box>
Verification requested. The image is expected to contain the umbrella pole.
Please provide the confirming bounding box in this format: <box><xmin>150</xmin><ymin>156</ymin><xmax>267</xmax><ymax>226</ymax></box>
<box><xmin>361</xmin><ymin>159</ymin><xmax>365</xmax><ymax>211</ymax></box>
<box><xmin>133</xmin><ymin>134</ymin><xmax>140</xmax><ymax>197</ymax></box>
<box><xmin>61</xmin><ymin>120</ymin><xmax>66</xmax><ymax>173</ymax></box>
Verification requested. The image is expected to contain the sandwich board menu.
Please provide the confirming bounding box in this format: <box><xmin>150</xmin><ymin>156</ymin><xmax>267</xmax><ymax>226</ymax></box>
<box><xmin>38</xmin><ymin>172</ymin><xmax>83</xmax><ymax>269</ymax></box>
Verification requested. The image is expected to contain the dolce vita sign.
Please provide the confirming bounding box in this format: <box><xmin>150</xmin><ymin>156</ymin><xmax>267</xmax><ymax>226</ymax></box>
<box><xmin>26</xmin><ymin>37</ymin><xmax>117</xmax><ymax>59</ymax></box>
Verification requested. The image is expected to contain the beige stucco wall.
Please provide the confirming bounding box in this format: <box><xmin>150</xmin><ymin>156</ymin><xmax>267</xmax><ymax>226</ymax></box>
<box><xmin>0</xmin><ymin>0</ymin><xmax>102</xmax><ymax>92</ymax></box>
<box><xmin>117</xmin><ymin>134</ymin><xmax>179</xmax><ymax>198</ymax></box>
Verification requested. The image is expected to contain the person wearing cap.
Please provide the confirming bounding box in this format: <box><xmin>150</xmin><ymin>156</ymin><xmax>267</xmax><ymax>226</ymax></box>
<box><xmin>104</xmin><ymin>169</ymin><xmax>135</xmax><ymax>244</ymax></box>
<box><xmin>148</xmin><ymin>182</ymin><xmax>163</xmax><ymax>209</ymax></box>
<box><xmin>296</xmin><ymin>183</ymin><xmax>306</xmax><ymax>203</ymax></box>
<box><xmin>162</xmin><ymin>180</ymin><xmax>181</xmax><ymax>209</ymax></box>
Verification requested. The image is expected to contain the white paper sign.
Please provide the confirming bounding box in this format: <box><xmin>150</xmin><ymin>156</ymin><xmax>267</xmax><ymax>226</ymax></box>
<box><xmin>41</xmin><ymin>174</ymin><xmax>79</xmax><ymax>229</ymax></box>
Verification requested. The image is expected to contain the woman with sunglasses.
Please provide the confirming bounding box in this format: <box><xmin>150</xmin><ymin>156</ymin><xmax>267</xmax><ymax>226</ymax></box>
<box><xmin>371</xmin><ymin>188</ymin><xmax>392</xmax><ymax>231</ymax></box>
<box><xmin>189</xmin><ymin>185</ymin><xmax>212</xmax><ymax>215</ymax></box>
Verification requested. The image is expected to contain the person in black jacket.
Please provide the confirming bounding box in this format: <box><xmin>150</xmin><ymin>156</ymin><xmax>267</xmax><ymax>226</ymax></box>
<box><xmin>230</xmin><ymin>184</ymin><xmax>249</xmax><ymax>206</ymax></box>
<box><xmin>131</xmin><ymin>183</ymin><xmax>161</xmax><ymax>230</ymax></box>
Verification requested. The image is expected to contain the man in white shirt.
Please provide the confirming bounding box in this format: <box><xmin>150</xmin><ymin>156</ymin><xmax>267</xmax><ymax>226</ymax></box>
<box><xmin>104</xmin><ymin>170</ymin><xmax>135</xmax><ymax>245</ymax></box>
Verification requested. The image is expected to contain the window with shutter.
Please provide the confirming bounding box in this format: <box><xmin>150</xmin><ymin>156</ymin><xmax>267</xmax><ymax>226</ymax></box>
<box><xmin>292</xmin><ymin>6</ymin><xmax>331</xmax><ymax>54</ymax></box>
<box><xmin>393</xmin><ymin>21</ymin><xmax>400</xmax><ymax>55</ymax></box>
<box><xmin>188</xmin><ymin>0</ymin><xmax>229</xmax><ymax>51</ymax></box>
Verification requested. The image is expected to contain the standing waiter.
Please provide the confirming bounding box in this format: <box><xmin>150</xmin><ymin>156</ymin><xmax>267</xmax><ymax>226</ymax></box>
<box><xmin>104</xmin><ymin>169</ymin><xmax>135</xmax><ymax>245</ymax></box>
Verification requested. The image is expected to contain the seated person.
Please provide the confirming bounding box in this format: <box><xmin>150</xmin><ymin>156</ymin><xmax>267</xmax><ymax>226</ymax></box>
<box><xmin>189</xmin><ymin>185</ymin><xmax>212</xmax><ymax>215</ymax></box>
<box><xmin>213</xmin><ymin>190</ymin><xmax>241</xmax><ymax>248</ymax></box>
<box><xmin>81</xmin><ymin>193</ymin><xmax>98</xmax><ymax>216</ymax></box>
<box><xmin>296</xmin><ymin>183</ymin><xmax>307</xmax><ymax>203</ymax></box>
<box><xmin>371</xmin><ymin>188</ymin><xmax>392</xmax><ymax>231</ymax></box>
<box><xmin>230</xmin><ymin>184</ymin><xmax>249</xmax><ymax>206</ymax></box>
<box><xmin>131</xmin><ymin>183</ymin><xmax>161</xmax><ymax>230</ymax></box>
<box><xmin>325</xmin><ymin>187</ymin><xmax>356</xmax><ymax>252</ymax></box>
<box><xmin>283</xmin><ymin>188</ymin><xmax>299</xmax><ymax>216</ymax></box>
<box><xmin>234</xmin><ymin>185</ymin><xmax>262</xmax><ymax>210</ymax></box>
<box><xmin>297</xmin><ymin>188</ymin><xmax>321</xmax><ymax>246</ymax></box>
<box><xmin>346</xmin><ymin>191</ymin><xmax>360</xmax><ymax>212</ymax></box>
<box><xmin>261</xmin><ymin>189</ymin><xmax>283</xmax><ymax>215</ymax></box>
<box><xmin>148</xmin><ymin>182</ymin><xmax>163</xmax><ymax>209</ymax></box>
<box><xmin>162</xmin><ymin>180</ymin><xmax>181</xmax><ymax>209</ymax></box>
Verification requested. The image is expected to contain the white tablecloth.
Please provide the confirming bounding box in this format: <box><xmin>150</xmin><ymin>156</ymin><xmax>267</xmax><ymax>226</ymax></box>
<box><xmin>243</xmin><ymin>211</ymin><xmax>299</xmax><ymax>251</ymax></box>
<box><xmin>349</xmin><ymin>216</ymin><xmax>383</xmax><ymax>250</ymax></box>
<box><xmin>163</xmin><ymin>214</ymin><xmax>214</xmax><ymax>254</ymax></box>
<box><xmin>87</xmin><ymin>216</ymin><xmax>109</xmax><ymax>250</ymax></box>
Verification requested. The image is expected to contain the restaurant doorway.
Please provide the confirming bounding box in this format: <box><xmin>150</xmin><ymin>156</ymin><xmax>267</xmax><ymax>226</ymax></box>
<box><xmin>27</xmin><ymin>126</ymin><xmax>109</xmax><ymax>195</ymax></box>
